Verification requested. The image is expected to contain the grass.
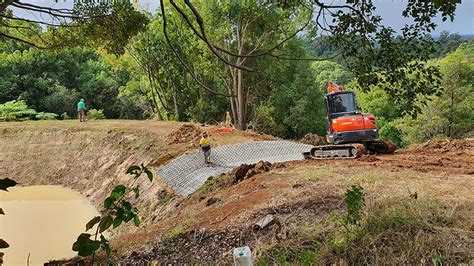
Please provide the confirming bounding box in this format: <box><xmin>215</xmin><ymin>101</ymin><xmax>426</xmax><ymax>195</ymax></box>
<box><xmin>193</xmin><ymin>174</ymin><xmax>229</xmax><ymax>195</ymax></box>
<box><xmin>345</xmin><ymin>172</ymin><xmax>380</xmax><ymax>183</ymax></box>
<box><xmin>257</xmin><ymin>197</ymin><xmax>474</xmax><ymax>265</ymax></box>
<box><xmin>299</xmin><ymin>166</ymin><xmax>330</xmax><ymax>182</ymax></box>
<box><xmin>158</xmin><ymin>194</ymin><xmax>173</xmax><ymax>206</ymax></box>
<box><xmin>169</xmin><ymin>218</ymin><xmax>191</xmax><ymax>239</ymax></box>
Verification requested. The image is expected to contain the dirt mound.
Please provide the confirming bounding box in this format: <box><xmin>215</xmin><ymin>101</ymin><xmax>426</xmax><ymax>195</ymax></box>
<box><xmin>406</xmin><ymin>139</ymin><xmax>473</xmax><ymax>155</ymax></box>
<box><xmin>229</xmin><ymin>161</ymin><xmax>277</xmax><ymax>184</ymax></box>
<box><xmin>207</xmin><ymin>161</ymin><xmax>287</xmax><ymax>189</ymax></box>
<box><xmin>300</xmin><ymin>133</ymin><xmax>326</xmax><ymax>146</ymax></box>
<box><xmin>166</xmin><ymin>124</ymin><xmax>201</xmax><ymax>144</ymax></box>
<box><xmin>358</xmin><ymin>154</ymin><xmax>380</xmax><ymax>162</ymax></box>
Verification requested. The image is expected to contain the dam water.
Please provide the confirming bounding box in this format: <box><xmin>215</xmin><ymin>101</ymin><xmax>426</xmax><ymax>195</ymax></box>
<box><xmin>0</xmin><ymin>185</ymin><xmax>99</xmax><ymax>266</ymax></box>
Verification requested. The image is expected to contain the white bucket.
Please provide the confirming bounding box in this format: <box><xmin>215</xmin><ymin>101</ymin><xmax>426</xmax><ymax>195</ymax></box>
<box><xmin>233</xmin><ymin>246</ymin><xmax>253</xmax><ymax>266</ymax></box>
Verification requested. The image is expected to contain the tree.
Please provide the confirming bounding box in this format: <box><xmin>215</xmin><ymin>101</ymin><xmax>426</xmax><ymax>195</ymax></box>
<box><xmin>253</xmin><ymin>59</ymin><xmax>349</xmax><ymax>138</ymax></box>
<box><xmin>159</xmin><ymin>0</ymin><xmax>314</xmax><ymax>129</ymax></box>
<box><xmin>396</xmin><ymin>41</ymin><xmax>474</xmax><ymax>144</ymax></box>
<box><xmin>0</xmin><ymin>46</ymin><xmax>138</xmax><ymax>119</ymax></box>
<box><xmin>0</xmin><ymin>0</ymin><xmax>148</xmax><ymax>54</ymax></box>
<box><xmin>436</xmin><ymin>30</ymin><xmax>463</xmax><ymax>57</ymax></box>
<box><xmin>159</xmin><ymin>0</ymin><xmax>462</xmax><ymax>127</ymax></box>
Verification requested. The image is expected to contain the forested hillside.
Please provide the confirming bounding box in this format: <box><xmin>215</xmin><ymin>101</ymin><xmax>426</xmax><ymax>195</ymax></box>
<box><xmin>1</xmin><ymin>0</ymin><xmax>472</xmax><ymax>146</ymax></box>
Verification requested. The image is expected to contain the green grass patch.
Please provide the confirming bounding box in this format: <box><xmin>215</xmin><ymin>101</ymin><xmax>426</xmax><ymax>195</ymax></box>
<box><xmin>301</xmin><ymin>167</ymin><xmax>330</xmax><ymax>182</ymax></box>
<box><xmin>169</xmin><ymin>218</ymin><xmax>191</xmax><ymax>239</ymax></box>
<box><xmin>194</xmin><ymin>174</ymin><xmax>229</xmax><ymax>195</ymax></box>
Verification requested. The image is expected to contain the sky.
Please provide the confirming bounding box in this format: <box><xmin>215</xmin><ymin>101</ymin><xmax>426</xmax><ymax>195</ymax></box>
<box><xmin>11</xmin><ymin>0</ymin><xmax>474</xmax><ymax>35</ymax></box>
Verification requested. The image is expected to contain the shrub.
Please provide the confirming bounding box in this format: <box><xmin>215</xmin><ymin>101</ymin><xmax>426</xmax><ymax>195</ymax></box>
<box><xmin>0</xmin><ymin>100</ymin><xmax>37</xmax><ymax>121</ymax></box>
<box><xmin>87</xmin><ymin>109</ymin><xmax>106</xmax><ymax>120</ymax></box>
<box><xmin>61</xmin><ymin>112</ymin><xmax>71</xmax><ymax>120</ymax></box>
<box><xmin>40</xmin><ymin>85</ymin><xmax>80</xmax><ymax>118</ymax></box>
<box><xmin>252</xmin><ymin>104</ymin><xmax>285</xmax><ymax>136</ymax></box>
<box><xmin>35</xmin><ymin>112</ymin><xmax>58</xmax><ymax>120</ymax></box>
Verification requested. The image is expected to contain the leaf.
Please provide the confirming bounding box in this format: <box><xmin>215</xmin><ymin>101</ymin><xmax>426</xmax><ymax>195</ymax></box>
<box><xmin>113</xmin><ymin>216</ymin><xmax>123</xmax><ymax>228</ymax></box>
<box><xmin>133</xmin><ymin>186</ymin><xmax>140</xmax><ymax>199</ymax></box>
<box><xmin>121</xmin><ymin>200</ymin><xmax>132</xmax><ymax>211</ymax></box>
<box><xmin>0</xmin><ymin>208</ymin><xmax>4</xmax><ymax>215</ymax></box>
<box><xmin>123</xmin><ymin>211</ymin><xmax>134</xmax><ymax>222</ymax></box>
<box><xmin>126</xmin><ymin>165</ymin><xmax>141</xmax><ymax>175</ymax></box>
<box><xmin>110</xmin><ymin>185</ymin><xmax>127</xmax><ymax>199</ymax></box>
<box><xmin>103</xmin><ymin>244</ymin><xmax>112</xmax><ymax>256</ymax></box>
<box><xmin>0</xmin><ymin>178</ymin><xmax>17</xmax><ymax>191</ymax></box>
<box><xmin>0</xmin><ymin>239</ymin><xmax>9</xmax><ymax>249</ymax></box>
<box><xmin>72</xmin><ymin>233</ymin><xmax>100</xmax><ymax>256</ymax></box>
<box><xmin>144</xmin><ymin>168</ymin><xmax>153</xmax><ymax>182</ymax></box>
<box><xmin>99</xmin><ymin>215</ymin><xmax>113</xmax><ymax>233</ymax></box>
<box><xmin>104</xmin><ymin>197</ymin><xmax>115</xmax><ymax>209</ymax></box>
<box><xmin>100</xmin><ymin>234</ymin><xmax>112</xmax><ymax>256</ymax></box>
<box><xmin>133</xmin><ymin>215</ymin><xmax>140</xmax><ymax>227</ymax></box>
<box><xmin>86</xmin><ymin>216</ymin><xmax>101</xmax><ymax>231</ymax></box>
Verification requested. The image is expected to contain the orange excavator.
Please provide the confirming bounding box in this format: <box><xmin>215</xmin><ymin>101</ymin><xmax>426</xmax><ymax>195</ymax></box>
<box><xmin>304</xmin><ymin>81</ymin><xmax>396</xmax><ymax>159</ymax></box>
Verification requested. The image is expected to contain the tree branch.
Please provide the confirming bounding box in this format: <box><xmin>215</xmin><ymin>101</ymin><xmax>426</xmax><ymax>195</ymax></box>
<box><xmin>160</xmin><ymin>0</ymin><xmax>235</xmax><ymax>98</ymax></box>
<box><xmin>267</xmin><ymin>52</ymin><xmax>341</xmax><ymax>61</ymax></box>
<box><xmin>11</xmin><ymin>2</ymin><xmax>82</xmax><ymax>19</ymax></box>
<box><xmin>169</xmin><ymin>0</ymin><xmax>253</xmax><ymax>72</ymax></box>
<box><xmin>0</xmin><ymin>31</ymin><xmax>48</xmax><ymax>48</ymax></box>
<box><xmin>0</xmin><ymin>14</ymin><xmax>71</xmax><ymax>27</ymax></box>
<box><xmin>175</xmin><ymin>0</ymin><xmax>313</xmax><ymax>60</ymax></box>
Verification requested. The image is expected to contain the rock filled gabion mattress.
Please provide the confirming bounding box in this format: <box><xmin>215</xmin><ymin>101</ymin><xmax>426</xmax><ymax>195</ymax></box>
<box><xmin>157</xmin><ymin>140</ymin><xmax>313</xmax><ymax>196</ymax></box>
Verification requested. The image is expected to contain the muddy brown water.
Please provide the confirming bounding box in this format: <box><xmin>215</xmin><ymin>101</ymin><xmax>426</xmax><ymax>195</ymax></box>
<box><xmin>0</xmin><ymin>185</ymin><xmax>99</xmax><ymax>266</ymax></box>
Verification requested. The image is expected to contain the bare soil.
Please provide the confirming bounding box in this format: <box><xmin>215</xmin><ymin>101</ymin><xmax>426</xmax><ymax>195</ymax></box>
<box><xmin>0</xmin><ymin>120</ymin><xmax>271</xmax><ymax>227</ymax></box>
<box><xmin>2</xmin><ymin>121</ymin><xmax>473</xmax><ymax>263</ymax></box>
<box><xmin>115</xmin><ymin>139</ymin><xmax>474</xmax><ymax>263</ymax></box>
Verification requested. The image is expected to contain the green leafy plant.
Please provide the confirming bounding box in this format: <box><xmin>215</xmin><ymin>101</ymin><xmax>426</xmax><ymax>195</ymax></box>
<box><xmin>35</xmin><ymin>112</ymin><xmax>58</xmax><ymax>120</ymax></box>
<box><xmin>342</xmin><ymin>185</ymin><xmax>365</xmax><ymax>226</ymax></box>
<box><xmin>87</xmin><ymin>109</ymin><xmax>106</xmax><ymax>120</ymax></box>
<box><xmin>61</xmin><ymin>112</ymin><xmax>71</xmax><ymax>120</ymax></box>
<box><xmin>0</xmin><ymin>100</ymin><xmax>37</xmax><ymax>121</ymax></box>
<box><xmin>72</xmin><ymin>164</ymin><xmax>153</xmax><ymax>261</ymax></box>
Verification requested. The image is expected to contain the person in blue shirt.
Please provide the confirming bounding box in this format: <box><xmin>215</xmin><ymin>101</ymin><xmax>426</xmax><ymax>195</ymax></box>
<box><xmin>77</xmin><ymin>99</ymin><xmax>86</xmax><ymax>122</ymax></box>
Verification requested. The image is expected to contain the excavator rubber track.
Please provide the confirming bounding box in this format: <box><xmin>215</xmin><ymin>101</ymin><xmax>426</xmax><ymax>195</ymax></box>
<box><xmin>303</xmin><ymin>141</ymin><xmax>396</xmax><ymax>160</ymax></box>
<box><xmin>364</xmin><ymin>140</ymin><xmax>397</xmax><ymax>154</ymax></box>
<box><xmin>303</xmin><ymin>143</ymin><xmax>367</xmax><ymax>160</ymax></box>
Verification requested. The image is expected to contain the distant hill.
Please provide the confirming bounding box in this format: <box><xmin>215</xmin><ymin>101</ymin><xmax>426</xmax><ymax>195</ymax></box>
<box><xmin>460</xmin><ymin>34</ymin><xmax>474</xmax><ymax>40</ymax></box>
<box><xmin>432</xmin><ymin>34</ymin><xmax>474</xmax><ymax>40</ymax></box>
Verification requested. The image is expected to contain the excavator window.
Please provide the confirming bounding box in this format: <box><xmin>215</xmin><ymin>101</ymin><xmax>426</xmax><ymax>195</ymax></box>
<box><xmin>327</xmin><ymin>92</ymin><xmax>357</xmax><ymax>115</ymax></box>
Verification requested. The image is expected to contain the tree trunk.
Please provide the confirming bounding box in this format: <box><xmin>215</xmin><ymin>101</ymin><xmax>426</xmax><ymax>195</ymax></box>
<box><xmin>0</xmin><ymin>0</ymin><xmax>15</xmax><ymax>14</ymax></box>
<box><xmin>146</xmin><ymin>67</ymin><xmax>163</xmax><ymax>120</ymax></box>
<box><xmin>236</xmin><ymin>67</ymin><xmax>246</xmax><ymax>130</ymax></box>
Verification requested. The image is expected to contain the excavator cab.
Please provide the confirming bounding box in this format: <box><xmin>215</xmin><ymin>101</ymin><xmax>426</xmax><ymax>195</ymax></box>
<box><xmin>326</xmin><ymin>91</ymin><xmax>358</xmax><ymax>118</ymax></box>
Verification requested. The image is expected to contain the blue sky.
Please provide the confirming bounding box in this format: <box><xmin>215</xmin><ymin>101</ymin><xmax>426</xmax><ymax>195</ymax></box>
<box><xmin>11</xmin><ymin>0</ymin><xmax>474</xmax><ymax>35</ymax></box>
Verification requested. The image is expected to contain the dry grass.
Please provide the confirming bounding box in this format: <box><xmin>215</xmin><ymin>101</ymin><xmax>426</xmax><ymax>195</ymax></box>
<box><xmin>257</xmin><ymin>196</ymin><xmax>474</xmax><ymax>265</ymax></box>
